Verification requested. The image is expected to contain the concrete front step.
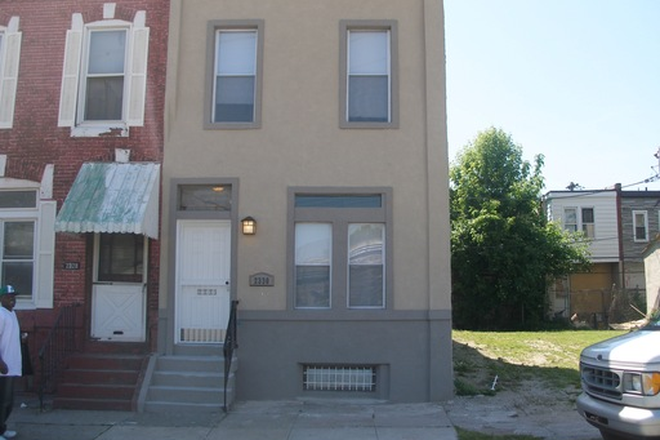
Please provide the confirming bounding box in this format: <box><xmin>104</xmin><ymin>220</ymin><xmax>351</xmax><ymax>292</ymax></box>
<box><xmin>141</xmin><ymin>350</ymin><xmax>237</xmax><ymax>413</ymax></box>
<box><xmin>54</xmin><ymin>397</ymin><xmax>133</xmax><ymax>411</ymax></box>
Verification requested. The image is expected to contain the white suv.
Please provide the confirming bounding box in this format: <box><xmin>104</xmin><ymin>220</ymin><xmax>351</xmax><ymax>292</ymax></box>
<box><xmin>577</xmin><ymin>322</ymin><xmax>660</xmax><ymax>440</ymax></box>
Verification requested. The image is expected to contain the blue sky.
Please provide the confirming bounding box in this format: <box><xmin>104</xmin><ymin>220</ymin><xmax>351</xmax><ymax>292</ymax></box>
<box><xmin>445</xmin><ymin>0</ymin><xmax>660</xmax><ymax>192</ymax></box>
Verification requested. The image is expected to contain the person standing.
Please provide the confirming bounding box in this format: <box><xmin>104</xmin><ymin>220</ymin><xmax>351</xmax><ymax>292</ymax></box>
<box><xmin>0</xmin><ymin>286</ymin><xmax>21</xmax><ymax>440</ymax></box>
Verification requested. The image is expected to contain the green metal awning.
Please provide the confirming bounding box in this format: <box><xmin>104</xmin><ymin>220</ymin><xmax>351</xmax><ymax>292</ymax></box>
<box><xmin>55</xmin><ymin>162</ymin><xmax>160</xmax><ymax>239</ymax></box>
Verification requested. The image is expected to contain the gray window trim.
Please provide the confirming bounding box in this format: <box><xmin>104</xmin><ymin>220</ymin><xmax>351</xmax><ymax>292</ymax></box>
<box><xmin>339</xmin><ymin>20</ymin><xmax>399</xmax><ymax>129</ymax></box>
<box><xmin>287</xmin><ymin>187</ymin><xmax>393</xmax><ymax>312</ymax></box>
<box><xmin>204</xmin><ymin>20</ymin><xmax>264</xmax><ymax>130</ymax></box>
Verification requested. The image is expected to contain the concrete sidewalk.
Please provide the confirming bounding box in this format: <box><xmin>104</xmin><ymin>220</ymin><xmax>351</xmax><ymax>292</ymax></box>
<box><xmin>10</xmin><ymin>396</ymin><xmax>458</xmax><ymax>440</ymax></box>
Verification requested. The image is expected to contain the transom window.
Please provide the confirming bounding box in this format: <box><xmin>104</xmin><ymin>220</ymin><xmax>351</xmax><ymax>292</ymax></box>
<box><xmin>178</xmin><ymin>184</ymin><xmax>232</xmax><ymax>212</ymax></box>
<box><xmin>291</xmin><ymin>190</ymin><xmax>391</xmax><ymax>310</ymax></box>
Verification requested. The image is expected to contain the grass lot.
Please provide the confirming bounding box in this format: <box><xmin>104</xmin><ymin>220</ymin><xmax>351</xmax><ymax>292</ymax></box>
<box><xmin>452</xmin><ymin>329</ymin><xmax>627</xmax><ymax>440</ymax></box>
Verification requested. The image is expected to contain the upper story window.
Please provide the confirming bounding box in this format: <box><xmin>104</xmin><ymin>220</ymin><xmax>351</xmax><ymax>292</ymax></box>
<box><xmin>581</xmin><ymin>207</ymin><xmax>595</xmax><ymax>238</ymax></box>
<box><xmin>205</xmin><ymin>20</ymin><xmax>263</xmax><ymax>129</ymax></box>
<box><xmin>633</xmin><ymin>210</ymin><xmax>649</xmax><ymax>242</ymax></box>
<box><xmin>340</xmin><ymin>20</ymin><xmax>398</xmax><ymax>129</ymax></box>
<box><xmin>84</xmin><ymin>29</ymin><xmax>127</xmax><ymax>121</ymax></box>
<box><xmin>58</xmin><ymin>4</ymin><xmax>149</xmax><ymax>137</ymax></box>
<box><xmin>563</xmin><ymin>208</ymin><xmax>577</xmax><ymax>233</ymax></box>
<box><xmin>290</xmin><ymin>189</ymin><xmax>392</xmax><ymax>310</ymax></box>
<box><xmin>563</xmin><ymin>207</ymin><xmax>595</xmax><ymax>239</ymax></box>
<box><xmin>0</xmin><ymin>17</ymin><xmax>22</xmax><ymax>129</ymax></box>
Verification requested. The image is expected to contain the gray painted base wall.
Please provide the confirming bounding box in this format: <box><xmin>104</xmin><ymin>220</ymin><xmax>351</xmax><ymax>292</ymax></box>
<box><xmin>235</xmin><ymin>312</ymin><xmax>453</xmax><ymax>403</ymax></box>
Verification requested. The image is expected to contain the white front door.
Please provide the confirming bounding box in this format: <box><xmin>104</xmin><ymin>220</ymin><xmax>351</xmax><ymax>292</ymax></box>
<box><xmin>175</xmin><ymin>220</ymin><xmax>231</xmax><ymax>344</ymax></box>
<box><xmin>91</xmin><ymin>234</ymin><xmax>147</xmax><ymax>342</ymax></box>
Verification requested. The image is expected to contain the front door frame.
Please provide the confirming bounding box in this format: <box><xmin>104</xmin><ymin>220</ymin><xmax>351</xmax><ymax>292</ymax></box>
<box><xmin>166</xmin><ymin>178</ymin><xmax>238</xmax><ymax>354</ymax></box>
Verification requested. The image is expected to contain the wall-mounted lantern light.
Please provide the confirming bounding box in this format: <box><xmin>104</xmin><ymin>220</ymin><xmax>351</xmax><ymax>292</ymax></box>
<box><xmin>241</xmin><ymin>216</ymin><xmax>257</xmax><ymax>235</ymax></box>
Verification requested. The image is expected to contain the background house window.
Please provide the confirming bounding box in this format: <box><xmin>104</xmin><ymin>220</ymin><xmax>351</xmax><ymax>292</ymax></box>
<box><xmin>206</xmin><ymin>20</ymin><xmax>263</xmax><ymax>129</ymax></box>
<box><xmin>633</xmin><ymin>210</ymin><xmax>649</xmax><ymax>242</ymax></box>
<box><xmin>291</xmin><ymin>190</ymin><xmax>391</xmax><ymax>310</ymax></box>
<box><xmin>340</xmin><ymin>21</ymin><xmax>398</xmax><ymax>128</ymax></box>
<box><xmin>581</xmin><ymin>207</ymin><xmax>595</xmax><ymax>238</ymax></box>
<box><xmin>84</xmin><ymin>30</ymin><xmax>127</xmax><ymax>121</ymax></box>
<box><xmin>563</xmin><ymin>208</ymin><xmax>577</xmax><ymax>232</ymax></box>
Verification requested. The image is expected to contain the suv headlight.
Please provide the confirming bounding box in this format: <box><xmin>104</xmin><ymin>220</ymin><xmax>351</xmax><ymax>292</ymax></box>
<box><xmin>622</xmin><ymin>372</ymin><xmax>660</xmax><ymax>396</ymax></box>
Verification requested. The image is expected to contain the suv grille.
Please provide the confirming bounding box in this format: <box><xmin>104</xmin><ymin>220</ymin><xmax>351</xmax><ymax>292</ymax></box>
<box><xmin>582</xmin><ymin>365</ymin><xmax>622</xmax><ymax>399</ymax></box>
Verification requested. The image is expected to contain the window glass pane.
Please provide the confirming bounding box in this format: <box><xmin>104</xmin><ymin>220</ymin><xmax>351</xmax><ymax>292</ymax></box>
<box><xmin>563</xmin><ymin>208</ymin><xmax>577</xmax><ymax>232</ymax></box>
<box><xmin>295</xmin><ymin>194</ymin><xmax>382</xmax><ymax>208</ymax></box>
<box><xmin>88</xmin><ymin>30</ymin><xmax>126</xmax><ymax>74</ymax></box>
<box><xmin>2</xmin><ymin>262</ymin><xmax>32</xmax><ymax>297</ymax></box>
<box><xmin>349</xmin><ymin>31</ymin><xmax>388</xmax><ymax>74</ymax></box>
<box><xmin>2</xmin><ymin>221</ymin><xmax>34</xmax><ymax>297</ymax></box>
<box><xmin>295</xmin><ymin>223</ymin><xmax>331</xmax><ymax>308</ymax></box>
<box><xmin>98</xmin><ymin>234</ymin><xmax>144</xmax><ymax>282</ymax></box>
<box><xmin>582</xmin><ymin>208</ymin><xmax>594</xmax><ymax>223</ymax></box>
<box><xmin>85</xmin><ymin>76</ymin><xmax>124</xmax><ymax>120</ymax></box>
<box><xmin>295</xmin><ymin>223</ymin><xmax>331</xmax><ymax>265</ymax></box>
<box><xmin>178</xmin><ymin>185</ymin><xmax>232</xmax><ymax>211</ymax></box>
<box><xmin>4</xmin><ymin>222</ymin><xmax>34</xmax><ymax>258</ymax></box>
<box><xmin>216</xmin><ymin>31</ymin><xmax>256</xmax><ymax>75</ymax></box>
<box><xmin>348</xmin><ymin>76</ymin><xmax>389</xmax><ymax>122</ymax></box>
<box><xmin>635</xmin><ymin>212</ymin><xmax>647</xmax><ymax>240</ymax></box>
<box><xmin>0</xmin><ymin>191</ymin><xmax>37</xmax><ymax>208</ymax></box>
<box><xmin>215</xmin><ymin>77</ymin><xmax>255</xmax><ymax>122</ymax></box>
<box><xmin>348</xmin><ymin>224</ymin><xmax>384</xmax><ymax>308</ymax></box>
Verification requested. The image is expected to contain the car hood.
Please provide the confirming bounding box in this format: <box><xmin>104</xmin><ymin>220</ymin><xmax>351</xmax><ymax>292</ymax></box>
<box><xmin>581</xmin><ymin>330</ymin><xmax>660</xmax><ymax>366</ymax></box>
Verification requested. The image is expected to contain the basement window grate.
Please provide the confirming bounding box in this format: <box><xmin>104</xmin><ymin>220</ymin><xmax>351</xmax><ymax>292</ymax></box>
<box><xmin>303</xmin><ymin>365</ymin><xmax>376</xmax><ymax>392</ymax></box>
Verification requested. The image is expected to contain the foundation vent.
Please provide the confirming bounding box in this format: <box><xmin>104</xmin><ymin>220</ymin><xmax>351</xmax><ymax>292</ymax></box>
<box><xmin>303</xmin><ymin>365</ymin><xmax>376</xmax><ymax>392</ymax></box>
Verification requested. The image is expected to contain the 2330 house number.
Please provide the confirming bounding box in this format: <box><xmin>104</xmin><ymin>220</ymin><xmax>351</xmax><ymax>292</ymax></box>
<box><xmin>249</xmin><ymin>273</ymin><xmax>274</xmax><ymax>287</ymax></box>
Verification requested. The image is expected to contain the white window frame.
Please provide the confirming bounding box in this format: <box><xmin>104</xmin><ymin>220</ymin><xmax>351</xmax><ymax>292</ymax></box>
<box><xmin>633</xmin><ymin>210</ymin><xmax>649</xmax><ymax>243</ymax></box>
<box><xmin>58</xmin><ymin>6</ymin><xmax>149</xmax><ymax>137</ymax></box>
<box><xmin>0</xmin><ymin>185</ymin><xmax>55</xmax><ymax>310</ymax></box>
<box><xmin>0</xmin><ymin>17</ymin><xmax>22</xmax><ymax>129</ymax></box>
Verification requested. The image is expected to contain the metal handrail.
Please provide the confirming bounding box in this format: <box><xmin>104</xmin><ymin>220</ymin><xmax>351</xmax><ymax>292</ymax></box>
<box><xmin>37</xmin><ymin>303</ymin><xmax>80</xmax><ymax>411</ymax></box>
<box><xmin>222</xmin><ymin>300</ymin><xmax>239</xmax><ymax>412</ymax></box>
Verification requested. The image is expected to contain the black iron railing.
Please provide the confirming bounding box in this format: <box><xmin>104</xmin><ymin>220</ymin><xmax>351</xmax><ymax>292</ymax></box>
<box><xmin>223</xmin><ymin>300</ymin><xmax>239</xmax><ymax>412</ymax></box>
<box><xmin>38</xmin><ymin>303</ymin><xmax>80</xmax><ymax>411</ymax></box>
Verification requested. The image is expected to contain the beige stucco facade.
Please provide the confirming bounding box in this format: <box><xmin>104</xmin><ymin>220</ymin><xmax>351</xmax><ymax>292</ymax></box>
<box><xmin>160</xmin><ymin>0</ymin><xmax>452</xmax><ymax>402</ymax></box>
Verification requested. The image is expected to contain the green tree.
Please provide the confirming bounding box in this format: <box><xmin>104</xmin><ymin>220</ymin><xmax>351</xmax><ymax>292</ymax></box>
<box><xmin>450</xmin><ymin>128</ymin><xmax>590</xmax><ymax>330</ymax></box>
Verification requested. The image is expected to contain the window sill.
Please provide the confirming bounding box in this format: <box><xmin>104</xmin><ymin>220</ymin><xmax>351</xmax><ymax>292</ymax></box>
<box><xmin>71</xmin><ymin>123</ymin><xmax>129</xmax><ymax>138</ymax></box>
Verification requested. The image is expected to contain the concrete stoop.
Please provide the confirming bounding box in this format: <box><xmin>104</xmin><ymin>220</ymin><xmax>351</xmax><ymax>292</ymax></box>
<box><xmin>139</xmin><ymin>344</ymin><xmax>237</xmax><ymax>413</ymax></box>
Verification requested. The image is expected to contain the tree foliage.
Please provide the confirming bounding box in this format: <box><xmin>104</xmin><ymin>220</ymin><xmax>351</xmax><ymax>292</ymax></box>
<box><xmin>450</xmin><ymin>128</ymin><xmax>591</xmax><ymax>330</ymax></box>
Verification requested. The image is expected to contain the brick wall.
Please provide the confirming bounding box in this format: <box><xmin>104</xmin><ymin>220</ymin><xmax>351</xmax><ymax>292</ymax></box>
<box><xmin>0</xmin><ymin>0</ymin><xmax>169</xmax><ymax>355</ymax></box>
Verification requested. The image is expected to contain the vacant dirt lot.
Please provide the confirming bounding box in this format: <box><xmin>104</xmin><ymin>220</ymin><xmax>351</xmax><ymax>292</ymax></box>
<box><xmin>447</xmin><ymin>340</ymin><xmax>602</xmax><ymax>440</ymax></box>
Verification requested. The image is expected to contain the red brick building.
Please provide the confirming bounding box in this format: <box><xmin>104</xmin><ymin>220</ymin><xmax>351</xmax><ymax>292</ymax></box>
<box><xmin>0</xmin><ymin>0</ymin><xmax>168</xmax><ymax>408</ymax></box>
